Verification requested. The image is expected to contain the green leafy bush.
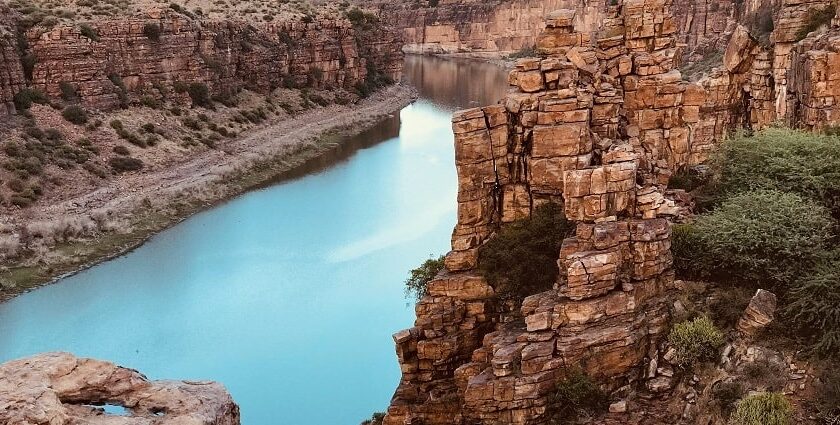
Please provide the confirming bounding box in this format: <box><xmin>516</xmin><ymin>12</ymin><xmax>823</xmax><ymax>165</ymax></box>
<box><xmin>668</xmin><ymin>316</ymin><xmax>725</xmax><ymax>367</ymax></box>
<box><xmin>785</xmin><ymin>256</ymin><xmax>840</xmax><ymax>357</ymax></box>
<box><xmin>673</xmin><ymin>190</ymin><xmax>833</xmax><ymax>288</ymax></box>
<box><xmin>729</xmin><ymin>392</ymin><xmax>792</xmax><ymax>425</ymax></box>
<box><xmin>548</xmin><ymin>370</ymin><xmax>607</xmax><ymax>421</ymax></box>
<box><xmin>405</xmin><ymin>255</ymin><xmax>444</xmax><ymax>300</ymax></box>
<box><xmin>478</xmin><ymin>202</ymin><xmax>573</xmax><ymax>304</ymax></box>
<box><xmin>59</xmin><ymin>81</ymin><xmax>78</xmax><ymax>101</ymax></box>
<box><xmin>815</xmin><ymin>368</ymin><xmax>840</xmax><ymax>420</ymax></box>
<box><xmin>61</xmin><ymin>105</ymin><xmax>88</xmax><ymax>125</ymax></box>
<box><xmin>715</xmin><ymin>128</ymin><xmax>840</xmax><ymax>216</ymax></box>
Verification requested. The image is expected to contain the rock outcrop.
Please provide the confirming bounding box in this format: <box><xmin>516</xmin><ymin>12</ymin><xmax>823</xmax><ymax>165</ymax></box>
<box><xmin>0</xmin><ymin>352</ymin><xmax>240</xmax><ymax>425</ymax></box>
<box><xmin>385</xmin><ymin>1</ymin><xmax>707</xmax><ymax>422</ymax></box>
<box><xmin>737</xmin><ymin>289</ymin><xmax>777</xmax><ymax>337</ymax></box>
<box><xmin>0</xmin><ymin>6</ymin><xmax>25</xmax><ymax>115</ymax></box>
<box><xmin>2</xmin><ymin>9</ymin><xmax>403</xmax><ymax>112</ymax></box>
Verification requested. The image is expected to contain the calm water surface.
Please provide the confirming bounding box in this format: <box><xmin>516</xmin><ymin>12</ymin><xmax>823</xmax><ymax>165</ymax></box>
<box><xmin>0</xmin><ymin>56</ymin><xmax>508</xmax><ymax>425</ymax></box>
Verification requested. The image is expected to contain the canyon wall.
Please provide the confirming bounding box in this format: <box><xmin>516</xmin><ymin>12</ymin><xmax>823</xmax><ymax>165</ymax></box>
<box><xmin>1</xmin><ymin>8</ymin><xmax>403</xmax><ymax>112</ymax></box>
<box><xmin>0</xmin><ymin>6</ymin><xmax>25</xmax><ymax>115</ymax></box>
<box><xmin>385</xmin><ymin>2</ymin><xmax>705</xmax><ymax>423</ymax></box>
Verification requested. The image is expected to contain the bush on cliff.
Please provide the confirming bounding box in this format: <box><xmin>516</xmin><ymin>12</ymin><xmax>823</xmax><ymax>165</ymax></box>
<box><xmin>668</xmin><ymin>316</ymin><xmax>725</xmax><ymax>368</ymax></box>
<box><xmin>715</xmin><ymin>128</ymin><xmax>840</xmax><ymax>217</ymax></box>
<box><xmin>79</xmin><ymin>23</ymin><xmax>99</xmax><ymax>41</ymax></box>
<box><xmin>796</xmin><ymin>4</ymin><xmax>836</xmax><ymax>40</ymax></box>
<box><xmin>13</xmin><ymin>88</ymin><xmax>48</xmax><ymax>110</ymax></box>
<box><xmin>672</xmin><ymin>190</ymin><xmax>833</xmax><ymax>289</ymax></box>
<box><xmin>729</xmin><ymin>392</ymin><xmax>792</xmax><ymax>425</ymax></box>
<box><xmin>186</xmin><ymin>83</ymin><xmax>213</xmax><ymax>108</ymax></box>
<box><xmin>548</xmin><ymin>370</ymin><xmax>607</xmax><ymax>422</ymax></box>
<box><xmin>784</xmin><ymin>255</ymin><xmax>840</xmax><ymax>357</ymax></box>
<box><xmin>61</xmin><ymin>105</ymin><xmax>88</xmax><ymax>125</ymax></box>
<box><xmin>405</xmin><ymin>255</ymin><xmax>445</xmax><ymax>300</ymax></box>
<box><xmin>143</xmin><ymin>23</ymin><xmax>161</xmax><ymax>41</ymax></box>
<box><xmin>478</xmin><ymin>202</ymin><xmax>574</xmax><ymax>304</ymax></box>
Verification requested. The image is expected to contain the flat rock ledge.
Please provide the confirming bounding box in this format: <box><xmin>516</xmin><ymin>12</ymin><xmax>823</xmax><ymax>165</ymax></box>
<box><xmin>0</xmin><ymin>352</ymin><xmax>240</xmax><ymax>425</ymax></box>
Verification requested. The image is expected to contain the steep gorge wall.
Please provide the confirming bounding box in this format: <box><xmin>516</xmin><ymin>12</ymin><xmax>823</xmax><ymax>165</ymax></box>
<box><xmin>0</xmin><ymin>7</ymin><xmax>25</xmax><ymax>115</ymax></box>
<box><xmin>385</xmin><ymin>3</ymin><xmax>705</xmax><ymax>423</ymax></box>
<box><xmin>1</xmin><ymin>8</ymin><xmax>403</xmax><ymax>113</ymax></box>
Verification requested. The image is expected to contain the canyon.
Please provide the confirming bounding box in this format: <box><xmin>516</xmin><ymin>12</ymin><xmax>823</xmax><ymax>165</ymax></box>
<box><xmin>0</xmin><ymin>0</ymin><xmax>839</xmax><ymax>423</ymax></box>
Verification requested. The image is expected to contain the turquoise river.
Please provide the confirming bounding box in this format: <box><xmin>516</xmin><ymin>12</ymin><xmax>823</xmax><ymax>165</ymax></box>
<box><xmin>0</xmin><ymin>56</ymin><xmax>508</xmax><ymax>424</ymax></box>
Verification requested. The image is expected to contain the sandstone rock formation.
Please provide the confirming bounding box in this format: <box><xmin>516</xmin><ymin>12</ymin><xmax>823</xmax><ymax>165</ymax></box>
<box><xmin>737</xmin><ymin>289</ymin><xmax>777</xmax><ymax>337</ymax></box>
<box><xmin>384</xmin><ymin>1</ymin><xmax>708</xmax><ymax>422</ymax></box>
<box><xmin>1</xmin><ymin>8</ymin><xmax>403</xmax><ymax>112</ymax></box>
<box><xmin>0</xmin><ymin>352</ymin><xmax>240</xmax><ymax>425</ymax></box>
<box><xmin>0</xmin><ymin>6</ymin><xmax>25</xmax><ymax>115</ymax></box>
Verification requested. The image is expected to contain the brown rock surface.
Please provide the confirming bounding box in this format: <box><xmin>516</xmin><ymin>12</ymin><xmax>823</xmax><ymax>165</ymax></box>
<box><xmin>0</xmin><ymin>352</ymin><xmax>240</xmax><ymax>425</ymax></box>
<box><xmin>384</xmin><ymin>2</ymin><xmax>697</xmax><ymax>423</ymax></box>
<box><xmin>737</xmin><ymin>289</ymin><xmax>777</xmax><ymax>336</ymax></box>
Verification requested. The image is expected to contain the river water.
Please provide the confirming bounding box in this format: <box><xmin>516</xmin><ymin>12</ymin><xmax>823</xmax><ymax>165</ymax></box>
<box><xmin>0</xmin><ymin>56</ymin><xmax>508</xmax><ymax>424</ymax></box>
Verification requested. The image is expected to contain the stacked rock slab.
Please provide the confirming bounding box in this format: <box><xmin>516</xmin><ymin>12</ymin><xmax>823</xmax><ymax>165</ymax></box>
<box><xmin>787</xmin><ymin>26</ymin><xmax>840</xmax><ymax>128</ymax></box>
<box><xmin>0</xmin><ymin>352</ymin><xmax>240</xmax><ymax>425</ymax></box>
<box><xmin>385</xmin><ymin>2</ymin><xmax>701</xmax><ymax>424</ymax></box>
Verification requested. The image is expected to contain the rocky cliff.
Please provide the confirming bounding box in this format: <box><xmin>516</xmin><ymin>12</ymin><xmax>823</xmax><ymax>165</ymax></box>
<box><xmin>384</xmin><ymin>2</ymin><xmax>708</xmax><ymax>423</ymax></box>
<box><xmin>17</xmin><ymin>8</ymin><xmax>402</xmax><ymax>111</ymax></box>
<box><xmin>0</xmin><ymin>352</ymin><xmax>240</xmax><ymax>425</ymax></box>
<box><xmin>0</xmin><ymin>6</ymin><xmax>25</xmax><ymax>115</ymax></box>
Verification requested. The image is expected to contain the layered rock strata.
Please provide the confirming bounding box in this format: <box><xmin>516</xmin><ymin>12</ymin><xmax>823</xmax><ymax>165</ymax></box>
<box><xmin>0</xmin><ymin>352</ymin><xmax>240</xmax><ymax>425</ymax></box>
<box><xmin>385</xmin><ymin>2</ymin><xmax>705</xmax><ymax>423</ymax></box>
<box><xmin>0</xmin><ymin>6</ymin><xmax>25</xmax><ymax>115</ymax></box>
<box><xmin>3</xmin><ymin>9</ymin><xmax>403</xmax><ymax>112</ymax></box>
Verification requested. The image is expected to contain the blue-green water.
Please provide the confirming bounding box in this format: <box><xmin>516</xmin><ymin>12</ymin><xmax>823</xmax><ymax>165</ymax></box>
<box><xmin>0</xmin><ymin>56</ymin><xmax>508</xmax><ymax>425</ymax></box>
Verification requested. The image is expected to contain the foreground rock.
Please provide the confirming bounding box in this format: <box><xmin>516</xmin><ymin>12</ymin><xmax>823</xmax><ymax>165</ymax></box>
<box><xmin>0</xmin><ymin>352</ymin><xmax>240</xmax><ymax>425</ymax></box>
<box><xmin>737</xmin><ymin>289</ymin><xmax>778</xmax><ymax>337</ymax></box>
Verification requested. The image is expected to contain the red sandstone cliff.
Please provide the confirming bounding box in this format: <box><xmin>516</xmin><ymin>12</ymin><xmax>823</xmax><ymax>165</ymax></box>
<box><xmin>0</xmin><ymin>8</ymin><xmax>403</xmax><ymax>114</ymax></box>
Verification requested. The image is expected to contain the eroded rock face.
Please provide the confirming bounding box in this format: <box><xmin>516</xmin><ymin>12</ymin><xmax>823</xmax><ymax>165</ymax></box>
<box><xmin>0</xmin><ymin>352</ymin><xmax>240</xmax><ymax>425</ymax></box>
<box><xmin>5</xmin><ymin>9</ymin><xmax>403</xmax><ymax>111</ymax></box>
<box><xmin>0</xmin><ymin>6</ymin><xmax>25</xmax><ymax>115</ymax></box>
<box><xmin>385</xmin><ymin>1</ymin><xmax>698</xmax><ymax>423</ymax></box>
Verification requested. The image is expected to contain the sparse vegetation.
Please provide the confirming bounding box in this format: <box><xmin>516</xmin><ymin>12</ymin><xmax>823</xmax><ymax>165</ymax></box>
<box><xmin>79</xmin><ymin>23</ymin><xmax>100</xmax><ymax>41</ymax></box>
<box><xmin>796</xmin><ymin>4</ymin><xmax>836</xmax><ymax>40</ymax></box>
<box><xmin>142</xmin><ymin>22</ymin><xmax>161</xmax><ymax>41</ymax></box>
<box><xmin>548</xmin><ymin>370</ymin><xmax>607</xmax><ymax>422</ymax></box>
<box><xmin>62</xmin><ymin>105</ymin><xmax>89</xmax><ymax>125</ymax></box>
<box><xmin>108</xmin><ymin>156</ymin><xmax>143</xmax><ymax>173</ymax></box>
<box><xmin>668</xmin><ymin>316</ymin><xmax>726</xmax><ymax>368</ymax></box>
<box><xmin>405</xmin><ymin>255</ymin><xmax>445</xmax><ymax>300</ymax></box>
<box><xmin>729</xmin><ymin>392</ymin><xmax>792</xmax><ymax>425</ymax></box>
<box><xmin>478</xmin><ymin>202</ymin><xmax>574</xmax><ymax>304</ymax></box>
<box><xmin>13</xmin><ymin>88</ymin><xmax>48</xmax><ymax>110</ymax></box>
<box><xmin>785</xmin><ymin>256</ymin><xmax>840</xmax><ymax>357</ymax></box>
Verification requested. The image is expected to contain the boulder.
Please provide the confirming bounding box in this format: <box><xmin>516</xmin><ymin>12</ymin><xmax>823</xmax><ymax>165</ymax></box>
<box><xmin>0</xmin><ymin>352</ymin><xmax>240</xmax><ymax>425</ymax></box>
<box><xmin>737</xmin><ymin>289</ymin><xmax>778</xmax><ymax>336</ymax></box>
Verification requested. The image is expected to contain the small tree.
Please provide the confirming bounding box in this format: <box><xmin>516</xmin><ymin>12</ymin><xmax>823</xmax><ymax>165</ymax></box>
<box><xmin>405</xmin><ymin>255</ymin><xmax>445</xmax><ymax>300</ymax></box>
<box><xmin>548</xmin><ymin>370</ymin><xmax>607</xmax><ymax>421</ymax></box>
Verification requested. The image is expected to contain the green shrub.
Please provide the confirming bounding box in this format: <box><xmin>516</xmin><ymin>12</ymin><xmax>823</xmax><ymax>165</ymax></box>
<box><xmin>548</xmin><ymin>370</ymin><xmax>607</xmax><ymax>422</ymax></box>
<box><xmin>729</xmin><ymin>392</ymin><xmax>792</xmax><ymax>425</ymax></box>
<box><xmin>668</xmin><ymin>167</ymin><xmax>708</xmax><ymax>192</ymax></box>
<box><xmin>187</xmin><ymin>83</ymin><xmax>212</xmax><ymax>108</ymax></box>
<box><xmin>674</xmin><ymin>190</ymin><xmax>833</xmax><ymax>288</ymax></box>
<box><xmin>345</xmin><ymin>7</ymin><xmax>378</xmax><ymax>30</ymax></box>
<box><xmin>59</xmin><ymin>81</ymin><xmax>78</xmax><ymax>101</ymax></box>
<box><xmin>668</xmin><ymin>316</ymin><xmax>725</xmax><ymax>367</ymax></box>
<box><xmin>109</xmin><ymin>156</ymin><xmax>143</xmax><ymax>173</ymax></box>
<box><xmin>13</xmin><ymin>88</ymin><xmax>48</xmax><ymax>110</ymax></box>
<box><xmin>61</xmin><ymin>105</ymin><xmax>88</xmax><ymax>124</ymax></box>
<box><xmin>796</xmin><ymin>4</ymin><xmax>836</xmax><ymax>40</ymax></box>
<box><xmin>79</xmin><ymin>23</ymin><xmax>99</xmax><ymax>41</ymax></box>
<box><xmin>785</xmin><ymin>256</ymin><xmax>840</xmax><ymax>357</ymax></box>
<box><xmin>143</xmin><ymin>22</ymin><xmax>161</xmax><ymax>41</ymax></box>
<box><xmin>478</xmin><ymin>202</ymin><xmax>574</xmax><ymax>304</ymax></box>
<box><xmin>507</xmin><ymin>46</ymin><xmax>539</xmax><ymax>59</ymax></box>
<box><xmin>712</xmin><ymin>381</ymin><xmax>744</xmax><ymax>411</ymax></box>
<box><xmin>113</xmin><ymin>145</ymin><xmax>130</xmax><ymax>156</ymax></box>
<box><xmin>716</xmin><ymin>128</ymin><xmax>840</xmax><ymax>216</ymax></box>
<box><xmin>405</xmin><ymin>255</ymin><xmax>445</xmax><ymax>300</ymax></box>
